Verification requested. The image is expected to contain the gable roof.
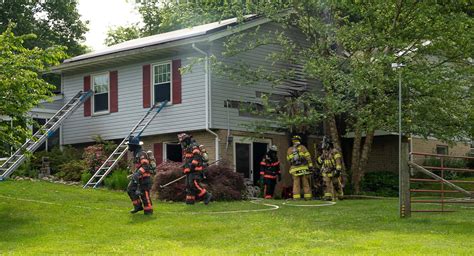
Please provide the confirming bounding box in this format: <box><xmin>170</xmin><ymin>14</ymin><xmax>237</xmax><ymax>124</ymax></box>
<box><xmin>53</xmin><ymin>15</ymin><xmax>269</xmax><ymax>71</ymax></box>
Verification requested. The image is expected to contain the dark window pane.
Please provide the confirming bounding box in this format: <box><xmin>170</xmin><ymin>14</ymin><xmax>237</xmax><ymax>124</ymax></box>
<box><xmin>47</xmin><ymin>128</ymin><xmax>60</xmax><ymax>151</ymax></box>
<box><xmin>154</xmin><ymin>83</ymin><xmax>170</xmax><ymax>103</ymax></box>
<box><xmin>33</xmin><ymin>118</ymin><xmax>46</xmax><ymax>151</ymax></box>
<box><xmin>436</xmin><ymin>146</ymin><xmax>448</xmax><ymax>155</ymax></box>
<box><xmin>166</xmin><ymin>143</ymin><xmax>182</xmax><ymax>162</ymax></box>
<box><xmin>94</xmin><ymin>93</ymin><xmax>109</xmax><ymax>112</ymax></box>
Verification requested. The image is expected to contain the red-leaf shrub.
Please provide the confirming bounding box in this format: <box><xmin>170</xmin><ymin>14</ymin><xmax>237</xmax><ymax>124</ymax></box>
<box><xmin>152</xmin><ymin>161</ymin><xmax>245</xmax><ymax>201</ymax></box>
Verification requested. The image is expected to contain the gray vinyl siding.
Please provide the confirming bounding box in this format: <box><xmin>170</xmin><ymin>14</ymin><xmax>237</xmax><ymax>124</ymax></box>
<box><xmin>62</xmin><ymin>54</ymin><xmax>206</xmax><ymax>145</ymax></box>
<box><xmin>210</xmin><ymin>23</ymin><xmax>313</xmax><ymax>131</ymax></box>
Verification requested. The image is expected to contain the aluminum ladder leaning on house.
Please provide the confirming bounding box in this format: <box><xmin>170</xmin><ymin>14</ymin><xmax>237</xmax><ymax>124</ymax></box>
<box><xmin>83</xmin><ymin>100</ymin><xmax>168</xmax><ymax>189</ymax></box>
<box><xmin>0</xmin><ymin>90</ymin><xmax>93</xmax><ymax>181</ymax></box>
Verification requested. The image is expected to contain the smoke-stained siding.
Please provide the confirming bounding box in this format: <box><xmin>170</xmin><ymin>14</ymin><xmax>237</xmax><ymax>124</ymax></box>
<box><xmin>210</xmin><ymin>22</ymin><xmax>315</xmax><ymax>131</ymax></box>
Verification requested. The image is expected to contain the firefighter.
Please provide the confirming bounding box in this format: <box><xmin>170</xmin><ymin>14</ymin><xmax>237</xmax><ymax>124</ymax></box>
<box><xmin>178</xmin><ymin>133</ymin><xmax>212</xmax><ymax>205</ymax></box>
<box><xmin>126</xmin><ymin>137</ymin><xmax>154</xmax><ymax>215</ymax></box>
<box><xmin>286</xmin><ymin>135</ymin><xmax>314</xmax><ymax>200</ymax></box>
<box><xmin>259</xmin><ymin>145</ymin><xmax>281</xmax><ymax>199</ymax></box>
<box><xmin>316</xmin><ymin>136</ymin><xmax>344</xmax><ymax>201</ymax></box>
<box><xmin>312</xmin><ymin>144</ymin><xmax>325</xmax><ymax>199</ymax></box>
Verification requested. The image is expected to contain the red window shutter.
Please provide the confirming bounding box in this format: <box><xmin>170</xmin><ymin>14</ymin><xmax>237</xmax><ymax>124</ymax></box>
<box><xmin>154</xmin><ymin>143</ymin><xmax>163</xmax><ymax>165</ymax></box>
<box><xmin>172</xmin><ymin>59</ymin><xmax>182</xmax><ymax>104</ymax></box>
<box><xmin>110</xmin><ymin>71</ymin><xmax>118</xmax><ymax>113</ymax></box>
<box><xmin>83</xmin><ymin>75</ymin><xmax>91</xmax><ymax>117</ymax></box>
<box><xmin>143</xmin><ymin>64</ymin><xmax>151</xmax><ymax>108</ymax></box>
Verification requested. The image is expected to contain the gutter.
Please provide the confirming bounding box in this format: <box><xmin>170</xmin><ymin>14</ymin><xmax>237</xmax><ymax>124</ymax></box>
<box><xmin>192</xmin><ymin>43</ymin><xmax>220</xmax><ymax>162</ymax></box>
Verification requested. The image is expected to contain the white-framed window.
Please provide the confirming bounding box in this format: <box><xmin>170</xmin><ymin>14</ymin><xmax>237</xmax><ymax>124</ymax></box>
<box><xmin>92</xmin><ymin>73</ymin><xmax>110</xmax><ymax>114</ymax></box>
<box><xmin>152</xmin><ymin>62</ymin><xmax>172</xmax><ymax>104</ymax></box>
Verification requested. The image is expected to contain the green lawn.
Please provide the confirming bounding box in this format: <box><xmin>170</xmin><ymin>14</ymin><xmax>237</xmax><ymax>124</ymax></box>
<box><xmin>0</xmin><ymin>181</ymin><xmax>473</xmax><ymax>255</ymax></box>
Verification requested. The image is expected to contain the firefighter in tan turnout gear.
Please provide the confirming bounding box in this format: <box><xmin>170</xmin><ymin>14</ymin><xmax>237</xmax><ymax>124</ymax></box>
<box><xmin>316</xmin><ymin>136</ymin><xmax>344</xmax><ymax>201</ymax></box>
<box><xmin>287</xmin><ymin>135</ymin><xmax>314</xmax><ymax>200</ymax></box>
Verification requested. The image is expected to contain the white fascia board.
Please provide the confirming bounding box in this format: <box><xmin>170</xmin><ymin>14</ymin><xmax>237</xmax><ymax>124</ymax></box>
<box><xmin>206</xmin><ymin>17</ymin><xmax>272</xmax><ymax>42</ymax></box>
<box><xmin>51</xmin><ymin>36</ymin><xmax>210</xmax><ymax>73</ymax></box>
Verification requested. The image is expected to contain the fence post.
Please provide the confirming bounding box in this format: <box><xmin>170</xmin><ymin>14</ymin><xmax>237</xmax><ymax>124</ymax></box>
<box><xmin>400</xmin><ymin>141</ymin><xmax>411</xmax><ymax>218</ymax></box>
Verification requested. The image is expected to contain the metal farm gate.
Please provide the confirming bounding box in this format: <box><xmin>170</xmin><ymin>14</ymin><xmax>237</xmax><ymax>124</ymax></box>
<box><xmin>402</xmin><ymin>152</ymin><xmax>474</xmax><ymax>216</ymax></box>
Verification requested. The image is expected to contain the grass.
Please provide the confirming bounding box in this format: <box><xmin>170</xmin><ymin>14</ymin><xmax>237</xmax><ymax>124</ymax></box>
<box><xmin>0</xmin><ymin>180</ymin><xmax>473</xmax><ymax>255</ymax></box>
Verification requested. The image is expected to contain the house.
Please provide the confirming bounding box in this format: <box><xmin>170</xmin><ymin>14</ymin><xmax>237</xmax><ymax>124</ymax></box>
<box><xmin>5</xmin><ymin>16</ymin><xmax>469</xmax><ymax>191</ymax></box>
<box><xmin>47</xmin><ymin>16</ymin><xmax>321</xmax><ymax>193</ymax></box>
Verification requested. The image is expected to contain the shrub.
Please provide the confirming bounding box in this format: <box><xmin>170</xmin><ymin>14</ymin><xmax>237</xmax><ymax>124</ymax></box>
<box><xmin>15</xmin><ymin>160</ymin><xmax>38</xmax><ymax>178</ymax></box>
<box><xmin>81</xmin><ymin>171</ymin><xmax>93</xmax><ymax>185</ymax></box>
<box><xmin>56</xmin><ymin>160</ymin><xmax>87</xmax><ymax>181</ymax></box>
<box><xmin>104</xmin><ymin>169</ymin><xmax>130</xmax><ymax>191</ymax></box>
<box><xmin>360</xmin><ymin>171</ymin><xmax>399</xmax><ymax>197</ymax></box>
<box><xmin>152</xmin><ymin>161</ymin><xmax>245</xmax><ymax>201</ymax></box>
<box><xmin>82</xmin><ymin>137</ymin><xmax>128</xmax><ymax>174</ymax></box>
<box><xmin>30</xmin><ymin>146</ymin><xmax>81</xmax><ymax>175</ymax></box>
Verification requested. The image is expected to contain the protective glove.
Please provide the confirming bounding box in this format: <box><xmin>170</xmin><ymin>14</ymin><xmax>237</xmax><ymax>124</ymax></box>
<box><xmin>277</xmin><ymin>174</ymin><xmax>282</xmax><ymax>182</ymax></box>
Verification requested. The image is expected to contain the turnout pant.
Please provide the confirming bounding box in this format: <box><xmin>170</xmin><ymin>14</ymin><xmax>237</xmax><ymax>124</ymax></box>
<box><xmin>263</xmin><ymin>178</ymin><xmax>277</xmax><ymax>199</ymax></box>
<box><xmin>185</xmin><ymin>173</ymin><xmax>207</xmax><ymax>204</ymax></box>
<box><xmin>127</xmin><ymin>177</ymin><xmax>153</xmax><ymax>213</ymax></box>
<box><xmin>322</xmin><ymin>173</ymin><xmax>343</xmax><ymax>201</ymax></box>
<box><xmin>292</xmin><ymin>174</ymin><xmax>312</xmax><ymax>199</ymax></box>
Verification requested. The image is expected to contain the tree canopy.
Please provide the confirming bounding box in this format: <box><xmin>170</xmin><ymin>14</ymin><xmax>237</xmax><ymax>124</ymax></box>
<box><xmin>0</xmin><ymin>24</ymin><xmax>67</xmax><ymax>155</ymax></box>
<box><xmin>0</xmin><ymin>0</ymin><xmax>88</xmax><ymax>56</ymax></box>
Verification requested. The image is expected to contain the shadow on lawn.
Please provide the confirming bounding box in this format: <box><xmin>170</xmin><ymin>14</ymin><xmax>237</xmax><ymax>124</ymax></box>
<box><xmin>128</xmin><ymin>213</ymin><xmax>157</xmax><ymax>224</ymax></box>
<box><xmin>0</xmin><ymin>205</ymin><xmax>41</xmax><ymax>243</ymax></box>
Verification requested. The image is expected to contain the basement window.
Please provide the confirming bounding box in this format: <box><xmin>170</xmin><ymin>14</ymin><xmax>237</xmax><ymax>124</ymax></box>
<box><xmin>436</xmin><ymin>145</ymin><xmax>448</xmax><ymax>155</ymax></box>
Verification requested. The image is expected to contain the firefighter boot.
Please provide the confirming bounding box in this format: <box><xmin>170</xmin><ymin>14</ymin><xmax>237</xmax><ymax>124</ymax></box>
<box><xmin>186</xmin><ymin>195</ymin><xmax>195</xmax><ymax>205</ymax></box>
<box><xmin>130</xmin><ymin>204</ymin><xmax>143</xmax><ymax>214</ymax></box>
<box><xmin>204</xmin><ymin>192</ymin><xmax>212</xmax><ymax>205</ymax></box>
<box><xmin>144</xmin><ymin>209</ymin><xmax>153</xmax><ymax>215</ymax></box>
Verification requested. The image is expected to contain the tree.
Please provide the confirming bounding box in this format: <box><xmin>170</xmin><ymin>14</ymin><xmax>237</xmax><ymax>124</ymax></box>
<box><xmin>105</xmin><ymin>1</ymin><xmax>245</xmax><ymax>45</ymax></box>
<box><xmin>212</xmin><ymin>1</ymin><xmax>473</xmax><ymax>193</ymax></box>
<box><xmin>105</xmin><ymin>24</ymin><xmax>142</xmax><ymax>46</ymax></box>
<box><xmin>0</xmin><ymin>24</ymin><xmax>67</xmax><ymax>155</ymax></box>
<box><xmin>0</xmin><ymin>0</ymin><xmax>88</xmax><ymax>57</ymax></box>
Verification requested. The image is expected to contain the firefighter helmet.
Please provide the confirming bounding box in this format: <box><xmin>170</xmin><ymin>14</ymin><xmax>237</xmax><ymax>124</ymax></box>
<box><xmin>321</xmin><ymin>136</ymin><xmax>333</xmax><ymax>150</ymax></box>
<box><xmin>291</xmin><ymin>135</ymin><xmax>302</xmax><ymax>143</ymax></box>
<box><xmin>177</xmin><ymin>133</ymin><xmax>191</xmax><ymax>142</ymax></box>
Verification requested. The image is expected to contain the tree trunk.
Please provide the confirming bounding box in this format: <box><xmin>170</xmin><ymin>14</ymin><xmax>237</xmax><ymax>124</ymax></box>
<box><xmin>328</xmin><ymin>114</ymin><xmax>345</xmax><ymax>170</ymax></box>
<box><xmin>351</xmin><ymin>126</ymin><xmax>362</xmax><ymax>193</ymax></box>
<box><xmin>354</xmin><ymin>129</ymin><xmax>375</xmax><ymax>194</ymax></box>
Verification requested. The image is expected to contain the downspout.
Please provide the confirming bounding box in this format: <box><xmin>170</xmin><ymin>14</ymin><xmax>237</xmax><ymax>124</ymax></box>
<box><xmin>192</xmin><ymin>43</ymin><xmax>220</xmax><ymax>162</ymax></box>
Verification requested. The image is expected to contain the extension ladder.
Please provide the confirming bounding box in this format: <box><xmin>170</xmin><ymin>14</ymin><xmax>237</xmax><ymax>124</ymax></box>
<box><xmin>0</xmin><ymin>90</ymin><xmax>93</xmax><ymax>181</ymax></box>
<box><xmin>83</xmin><ymin>101</ymin><xmax>168</xmax><ymax>188</ymax></box>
